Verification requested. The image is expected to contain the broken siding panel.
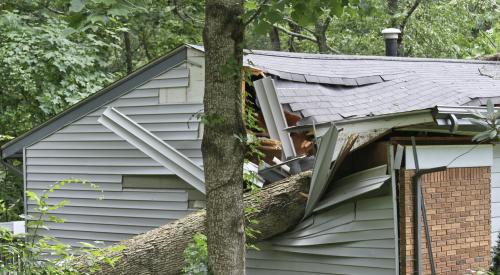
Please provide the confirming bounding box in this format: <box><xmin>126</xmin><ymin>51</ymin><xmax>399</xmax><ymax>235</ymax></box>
<box><xmin>98</xmin><ymin>107</ymin><xmax>205</xmax><ymax>193</ymax></box>
<box><xmin>492</xmin><ymin>146</ymin><xmax>500</xmax><ymax>245</ymax></box>
<box><xmin>24</xmin><ymin>61</ymin><xmax>204</xmax><ymax>246</ymax></box>
<box><xmin>313</xmin><ymin>165</ymin><xmax>389</xmax><ymax>212</ymax></box>
<box><xmin>246</xmin><ymin>195</ymin><xmax>396</xmax><ymax>274</ymax></box>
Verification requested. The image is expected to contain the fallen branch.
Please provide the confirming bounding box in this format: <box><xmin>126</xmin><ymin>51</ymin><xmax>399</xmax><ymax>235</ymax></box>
<box><xmin>75</xmin><ymin>171</ymin><xmax>312</xmax><ymax>274</ymax></box>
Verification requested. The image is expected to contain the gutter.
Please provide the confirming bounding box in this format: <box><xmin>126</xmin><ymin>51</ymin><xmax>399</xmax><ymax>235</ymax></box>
<box><xmin>285</xmin><ymin>108</ymin><xmax>434</xmax><ymax>135</ymax></box>
<box><xmin>432</xmin><ymin>105</ymin><xmax>500</xmax><ymax>134</ymax></box>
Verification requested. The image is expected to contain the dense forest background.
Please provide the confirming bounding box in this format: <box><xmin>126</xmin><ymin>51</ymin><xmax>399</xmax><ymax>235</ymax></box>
<box><xmin>0</xmin><ymin>0</ymin><xmax>499</xmax><ymax>219</ymax></box>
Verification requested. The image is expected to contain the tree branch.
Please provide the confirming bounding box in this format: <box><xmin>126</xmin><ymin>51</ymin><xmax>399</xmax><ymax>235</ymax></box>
<box><xmin>282</xmin><ymin>18</ymin><xmax>316</xmax><ymax>36</ymax></box>
<box><xmin>42</xmin><ymin>1</ymin><xmax>66</xmax><ymax>15</ymax></box>
<box><xmin>397</xmin><ymin>0</ymin><xmax>422</xmax><ymax>55</ymax></box>
<box><xmin>273</xmin><ymin>24</ymin><xmax>318</xmax><ymax>43</ymax></box>
<box><xmin>169</xmin><ymin>0</ymin><xmax>203</xmax><ymax>28</ymax></box>
<box><xmin>400</xmin><ymin>0</ymin><xmax>422</xmax><ymax>32</ymax></box>
<box><xmin>243</xmin><ymin>0</ymin><xmax>269</xmax><ymax>26</ymax></box>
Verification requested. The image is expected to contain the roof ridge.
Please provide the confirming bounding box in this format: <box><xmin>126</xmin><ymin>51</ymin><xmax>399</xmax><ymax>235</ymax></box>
<box><xmin>245</xmin><ymin>49</ymin><xmax>500</xmax><ymax>65</ymax></box>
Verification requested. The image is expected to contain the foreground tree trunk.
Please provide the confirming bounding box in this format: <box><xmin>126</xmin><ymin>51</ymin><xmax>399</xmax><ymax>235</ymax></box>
<box><xmin>76</xmin><ymin>172</ymin><xmax>311</xmax><ymax>274</ymax></box>
<box><xmin>202</xmin><ymin>0</ymin><xmax>246</xmax><ymax>274</ymax></box>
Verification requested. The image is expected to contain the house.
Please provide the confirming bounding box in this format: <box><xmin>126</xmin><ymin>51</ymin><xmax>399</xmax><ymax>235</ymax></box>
<box><xmin>1</xmin><ymin>38</ymin><xmax>500</xmax><ymax>274</ymax></box>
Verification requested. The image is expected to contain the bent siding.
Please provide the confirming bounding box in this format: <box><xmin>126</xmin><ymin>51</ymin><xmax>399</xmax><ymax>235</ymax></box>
<box><xmin>247</xmin><ymin>163</ymin><xmax>396</xmax><ymax>274</ymax></box>
<box><xmin>247</xmin><ymin>195</ymin><xmax>396</xmax><ymax>274</ymax></box>
<box><xmin>25</xmin><ymin>50</ymin><xmax>206</xmax><ymax>246</ymax></box>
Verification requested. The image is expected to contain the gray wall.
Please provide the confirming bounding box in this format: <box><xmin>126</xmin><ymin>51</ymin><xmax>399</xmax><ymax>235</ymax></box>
<box><xmin>492</xmin><ymin>145</ymin><xmax>500</xmax><ymax>245</ymax></box>
<box><xmin>25</xmin><ymin>49</ymin><xmax>206</xmax><ymax>247</ymax></box>
<box><xmin>246</xmin><ymin>195</ymin><xmax>396</xmax><ymax>274</ymax></box>
<box><xmin>246</xmin><ymin>163</ymin><xmax>396</xmax><ymax>274</ymax></box>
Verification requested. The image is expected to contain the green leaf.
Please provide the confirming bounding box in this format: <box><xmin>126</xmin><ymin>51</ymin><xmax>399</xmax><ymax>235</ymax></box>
<box><xmin>472</xmin><ymin>130</ymin><xmax>492</xmax><ymax>142</ymax></box>
<box><xmin>464</xmin><ymin>117</ymin><xmax>490</xmax><ymax>129</ymax></box>
<box><xmin>69</xmin><ymin>0</ymin><xmax>86</xmax><ymax>12</ymax></box>
<box><xmin>487</xmin><ymin>99</ymin><xmax>495</xmax><ymax>116</ymax></box>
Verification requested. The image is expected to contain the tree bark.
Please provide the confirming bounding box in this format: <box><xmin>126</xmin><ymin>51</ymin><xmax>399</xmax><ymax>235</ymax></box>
<box><xmin>314</xmin><ymin>19</ymin><xmax>331</xmax><ymax>54</ymax></box>
<box><xmin>269</xmin><ymin>27</ymin><xmax>281</xmax><ymax>51</ymax></box>
<box><xmin>123</xmin><ymin>31</ymin><xmax>133</xmax><ymax>74</ymax></box>
<box><xmin>202</xmin><ymin>0</ymin><xmax>246</xmax><ymax>274</ymax></box>
<box><xmin>75</xmin><ymin>172</ymin><xmax>311</xmax><ymax>275</ymax></box>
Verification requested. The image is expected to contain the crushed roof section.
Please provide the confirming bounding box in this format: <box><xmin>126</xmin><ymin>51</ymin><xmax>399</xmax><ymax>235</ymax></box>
<box><xmin>244</xmin><ymin>50</ymin><xmax>500</xmax><ymax>124</ymax></box>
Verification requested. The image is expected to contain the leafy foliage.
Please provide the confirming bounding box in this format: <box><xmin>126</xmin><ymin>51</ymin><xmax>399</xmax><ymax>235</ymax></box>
<box><xmin>492</xmin><ymin>231</ymin><xmax>500</xmax><ymax>274</ymax></box>
<box><xmin>182</xmin><ymin>233</ymin><xmax>209</xmax><ymax>275</ymax></box>
<box><xmin>245</xmin><ymin>0</ymin><xmax>499</xmax><ymax>57</ymax></box>
<box><xmin>0</xmin><ymin>165</ymin><xmax>23</xmax><ymax>222</ymax></box>
<box><xmin>0</xmin><ymin>9</ymin><xmax>120</xmax><ymax>137</ymax></box>
<box><xmin>0</xmin><ymin>179</ymin><xmax>125</xmax><ymax>274</ymax></box>
<box><xmin>465</xmin><ymin>100</ymin><xmax>500</xmax><ymax>142</ymax></box>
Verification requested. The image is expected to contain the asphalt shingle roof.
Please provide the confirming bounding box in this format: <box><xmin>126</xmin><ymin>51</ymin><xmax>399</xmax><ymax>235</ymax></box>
<box><xmin>244</xmin><ymin>50</ymin><xmax>500</xmax><ymax>124</ymax></box>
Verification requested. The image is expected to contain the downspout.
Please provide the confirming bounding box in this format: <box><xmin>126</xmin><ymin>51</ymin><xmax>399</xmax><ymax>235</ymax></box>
<box><xmin>411</xmin><ymin>137</ymin><xmax>444</xmax><ymax>275</ymax></box>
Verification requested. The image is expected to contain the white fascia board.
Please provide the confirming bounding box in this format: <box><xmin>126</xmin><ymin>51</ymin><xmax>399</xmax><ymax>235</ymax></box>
<box><xmin>98</xmin><ymin>107</ymin><xmax>205</xmax><ymax>194</ymax></box>
<box><xmin>335</xmin><ymin>110</ymin><xmax>434</xmax><ymax>136</ymax></box>
<box><xmin>307</xmin><ymin>109</ymin><xmax>434</xmax><ymax>138</ymax></box>
<box><xmin>254</xmin><ymin>77</ymin><xmax>296</xmax><ymax>159</ymax></box>
<box><xmin>405</xmin><ymin>144</ymin><xmax>493</xmax><ymax>170</ymax></box>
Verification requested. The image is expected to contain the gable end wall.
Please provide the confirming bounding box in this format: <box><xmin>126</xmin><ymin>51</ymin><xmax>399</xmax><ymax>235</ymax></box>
<box><xmin>24</xmin><ymin>48</ymin><xmax>206</xmax><ymax>247</ymax></box>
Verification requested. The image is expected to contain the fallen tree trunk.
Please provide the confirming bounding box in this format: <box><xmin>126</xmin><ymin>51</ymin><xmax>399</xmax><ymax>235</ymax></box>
<box><xmin>76</xmin><ymin>171</ymin><xmax>311</xmax><ymax>274</ymax></box>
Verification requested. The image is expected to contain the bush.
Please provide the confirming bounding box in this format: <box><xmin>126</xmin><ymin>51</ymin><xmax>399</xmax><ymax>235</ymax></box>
<box><xmin>492</xmin><ymin>231</ymin><xmax>500</xmax><ymax>274</ymax></box>
<box><xmin>182</xmin><ymin>233</ymin><xmax>209</xmax><ymax>275</ymax></box>
<box><xmin>0</xmin><ymin>179</ymin><xmax>125</xmax><ymax>274</ymax></box>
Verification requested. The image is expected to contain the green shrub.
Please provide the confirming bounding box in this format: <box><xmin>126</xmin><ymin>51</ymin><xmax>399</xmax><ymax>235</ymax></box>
<box><xmin>182</xmin><ymin>233</ymin><xmax>209</xmax><ymax>275</ymax></box>
<box><xmin>0</xmin><ymin>179</ymin><xmax>125</xmax><ymax>274</ymax></box>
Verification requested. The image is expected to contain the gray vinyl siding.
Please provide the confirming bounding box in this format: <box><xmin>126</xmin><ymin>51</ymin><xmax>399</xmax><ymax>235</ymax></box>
<box><xmin>492</xmin><ymin>146</ymin><xmax>500</xmax><ymax>244</ymax></box>
<box><xmin>247</xmin><ymin>165</ymin><xmax>395</xmax><ymax>274</ymax></box>
<box><xmin>247</xmin><ymin>195</ymin><xmax>396</xmax><ymax>274</ymax></box>
<box><xmin>25</xmin><ymin>53</ymin><xmax>206</xmax><ymax>245</ymax></box>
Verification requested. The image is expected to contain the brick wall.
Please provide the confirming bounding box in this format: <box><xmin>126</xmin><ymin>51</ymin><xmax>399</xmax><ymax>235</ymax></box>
<box><xmin>399</xmin><ymin>167</ymin><xmax>491</xmax><ymax>274</ymax></box>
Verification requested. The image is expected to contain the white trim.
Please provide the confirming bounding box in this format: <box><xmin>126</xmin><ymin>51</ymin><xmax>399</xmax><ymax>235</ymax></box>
<box><xmin>254</xmin><ymin>77</ymin><xmax>296</xmax><ymax>158</ymax></box>
<box><xmin>405</xmin><ymin>144</ymin><xmax>493</xmax><ymax>169</ymax></box>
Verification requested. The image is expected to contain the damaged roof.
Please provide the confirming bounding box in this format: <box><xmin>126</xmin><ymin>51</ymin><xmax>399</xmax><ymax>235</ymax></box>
<box><xmin>244</xmin><ymin>50</ymin><xmax>500</xmax><ymax>124</ymax></box>
<box><xmin>2</xmin><ymin>44</ymin><xmax>499</xmax><ymax>159</ymax></box>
